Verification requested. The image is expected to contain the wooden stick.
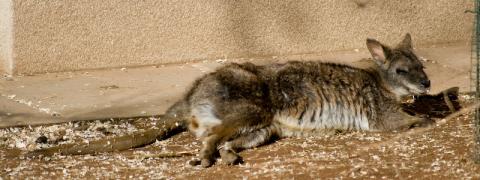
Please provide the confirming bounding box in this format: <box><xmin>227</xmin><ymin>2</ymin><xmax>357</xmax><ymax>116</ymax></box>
<box><xmin>132</xmin><ymin>151</ymin><xmax>196</xmax><ymax>159</ymax></box>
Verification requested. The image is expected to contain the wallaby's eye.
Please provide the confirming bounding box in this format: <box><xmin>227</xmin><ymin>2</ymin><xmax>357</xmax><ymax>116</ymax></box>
<box><xmin>396</xmin><ymin>69</ymin><xmax>408</xmax><ymax>74</ymax></box>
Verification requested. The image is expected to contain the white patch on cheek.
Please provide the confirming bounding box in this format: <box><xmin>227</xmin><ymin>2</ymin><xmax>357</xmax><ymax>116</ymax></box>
<box><xmin>402</xmin><ymin>80</ymin><xmax>425</xmax><ymax>94</ymax></box>
<box><xmin>392</xmin><ymin>85</ymin><xmax>410</xmax><ymax>97</ymax></box>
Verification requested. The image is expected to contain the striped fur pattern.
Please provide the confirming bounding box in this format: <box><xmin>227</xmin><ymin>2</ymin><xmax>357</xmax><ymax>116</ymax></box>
<box><xmin>271</xmin><ymin>62</ymin><xmax>377</xmax><ymax>137</ymax></box>
<box><xmin>180</xmin><ymin>34</ymin><xmax>431</xmax><ymax>167</ymax></box>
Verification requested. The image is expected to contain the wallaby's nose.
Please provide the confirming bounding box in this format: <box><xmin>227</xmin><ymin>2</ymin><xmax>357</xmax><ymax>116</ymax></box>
<box><xmin>421</xmin><ymin>79</ymin><xmax>430</xmax><ymax>88</ymax></box>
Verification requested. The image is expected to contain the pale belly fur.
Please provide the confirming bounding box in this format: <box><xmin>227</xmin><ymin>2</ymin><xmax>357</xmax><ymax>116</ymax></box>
<box><xmin>274</xmin><ymin>103</ymin><xmax>370</xmax><ymax>137</ymax></box>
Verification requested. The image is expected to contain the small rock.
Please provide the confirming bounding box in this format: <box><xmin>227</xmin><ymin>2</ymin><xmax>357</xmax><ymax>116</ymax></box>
<box><xmin>39</xmin><ymin>108</ymin><xmax>51</xmax><ymax>114</ymax></box>
<box><xmin>216</xmin><ymin>59</ymin><xmax>227</xmax><ymax>63</ymax></box>
<box><xmin>96</xmin><ymin>127</ymin><xmax>112</xmax><ymax>135</ymax></box>
<box><xmin>74</xmin><ymin>123</ymin><xmax>89</xmax><ymax>131</ymax></box>
<box><xmin>58</xmin><ymin>129</ymin><xmax>67</xmax><ymax>137</ymax></box>
<box><xmin>0</xmin><ymin>137</ymin><xmax>8</xmax><ymax>142</ymax></box>
<box><xmin>419</xmin><ymin>56</ymin><xmax>428</xmax><ymax>62</ymax></box>
<box><xmin>3</xmin><ymin>74</ymin><xmax>14</xmax><ymax>81</ymax></box>
<box><xmin>99</xmin><ymin>85</ymin><xmax>120</xmax><ymax>90</ymax></box>
<box><xmin>35</xmin><ymin>135</ymin><xmax>49</xmax><ymax>144</ymax></box>
<box><xmin>15</xmin><ymin>140</ymin><xmax>26</xmax><ymax>149</ymax></box>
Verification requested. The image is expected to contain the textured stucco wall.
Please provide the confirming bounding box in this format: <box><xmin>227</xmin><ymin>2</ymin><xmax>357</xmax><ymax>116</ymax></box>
<box><xmin>6</xmin><ymin>0</ymin><xmax>476</xmax><ymax>74</ymax></box>
<box><xmin>0</xmin><ymin>0</ymin><xmax>13</xmax><ymax>74</ymax></box>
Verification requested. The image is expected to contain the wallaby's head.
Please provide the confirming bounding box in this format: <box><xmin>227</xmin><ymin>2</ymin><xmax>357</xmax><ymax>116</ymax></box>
<box><xmin>366</xmin><ymin>33</ymin><xmax>430</xmax><ymax>97</ymax></box>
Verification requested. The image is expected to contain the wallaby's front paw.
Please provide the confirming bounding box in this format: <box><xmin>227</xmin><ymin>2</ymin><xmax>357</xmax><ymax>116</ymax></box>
<box><xmin>220</xmin><ymin>149</ymin><xmax>243</xmax><ymax>165</ymax></box>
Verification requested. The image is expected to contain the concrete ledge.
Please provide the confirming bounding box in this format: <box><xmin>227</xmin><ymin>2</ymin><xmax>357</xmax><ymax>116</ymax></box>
<box><xmin>0</xmin><ymin>43</ymin><xmax>471</xmax><ymax>127</ymax></box>
<box><xmin>0</xmin><ymin>0</ymin><xmax>475</xmax><ymax>74</ymax></box>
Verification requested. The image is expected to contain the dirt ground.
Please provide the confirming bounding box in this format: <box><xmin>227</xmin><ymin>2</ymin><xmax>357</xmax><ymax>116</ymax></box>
<box><xmin>1</xmin><ymin>96</ymin><xmax>479</xmax><ymax>179</ymax></box>
<box><xmin>0</xmin><ymin>43</ymin><xmax>479</xmax><ymax>179</ymax></box>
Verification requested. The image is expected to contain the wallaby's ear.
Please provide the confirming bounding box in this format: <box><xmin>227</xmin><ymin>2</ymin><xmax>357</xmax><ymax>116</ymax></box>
<box><xmin>397</xmin><ymin>33</ymin><xmax>412</xmax><ymax>49</ymax></box>
<box><xmin>366</xmin><ymin>38</ymin><xmax>390</xmax><ymax>65</ymax></box>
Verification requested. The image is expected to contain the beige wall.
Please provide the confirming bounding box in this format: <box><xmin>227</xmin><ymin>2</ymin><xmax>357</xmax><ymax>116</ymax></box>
<box><xmin>2</xmin><ymin>0</ymin><xmax>475</xmax><ymax>74</ymax></box>
<box><xmin>0</xmin><ymin>0</ymin><xmax>13</xmax><ymax>74</ymax></box>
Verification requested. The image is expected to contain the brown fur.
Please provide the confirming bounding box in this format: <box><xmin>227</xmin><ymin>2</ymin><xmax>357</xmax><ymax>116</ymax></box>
<box><xmin>29</xmin><ymin>34</ymin><xmax>433</xmax><ymax>168</ymax></box>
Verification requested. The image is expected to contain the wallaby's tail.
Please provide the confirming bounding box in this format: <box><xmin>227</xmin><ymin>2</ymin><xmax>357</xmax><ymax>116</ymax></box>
<box><xmin>26</xmin><ymin>101</ymin><xmax>189</xmax><ymax>157</ymax></box>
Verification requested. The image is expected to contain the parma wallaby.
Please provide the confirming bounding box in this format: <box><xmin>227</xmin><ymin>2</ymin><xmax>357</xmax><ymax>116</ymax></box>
<box><xmin>28</xmin><ymin>34</ymin><xmax>432</xmax><ymax>168</ymax></box>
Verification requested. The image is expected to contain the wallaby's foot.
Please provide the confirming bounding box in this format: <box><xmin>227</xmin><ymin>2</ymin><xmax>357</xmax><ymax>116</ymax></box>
<box><xmin>191</xmin><ymin>135</ymin><xmax>221</xmax><ymax>168</ymax></box>
<box><xmin>200</xmin><ymin>158</ymin><xmax>215</xmax><ymax>168</ymax></box>
<box><xmin>188</xmin><ymin>158</ymin><xmax>215</xmax><ymax>168</ymax></box>
<box><xmin>188</xmin><ymin>155</ymin><xmax>216</xmax><ymax>168</ymax></box>
<box><xmin>219</xmin><ymin>149</ymin><xmax>242</xmax><ymax>165</ymax></box>
<box><xmin>410</xmin><ymin>116</ymin><xmax>435</xmax><ymax>128</ymax></box>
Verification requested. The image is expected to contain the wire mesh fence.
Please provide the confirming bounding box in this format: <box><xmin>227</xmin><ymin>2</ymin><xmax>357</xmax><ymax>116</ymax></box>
<box><xmin>473</xmin><ymin>0</ymin><xmax>480</xmax><ymax>164</ymax></box>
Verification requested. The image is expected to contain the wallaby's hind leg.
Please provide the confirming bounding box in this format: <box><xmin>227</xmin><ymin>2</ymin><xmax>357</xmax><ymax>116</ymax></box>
<box><xmin>189</xmin><ymin>134</ymin><xmax>222</xmax><ymax>168</ymax></box>
<box><xmin>219</xmin><ymin>125</ymin><xmax>279</xmax><ymax>165</ymax></box>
